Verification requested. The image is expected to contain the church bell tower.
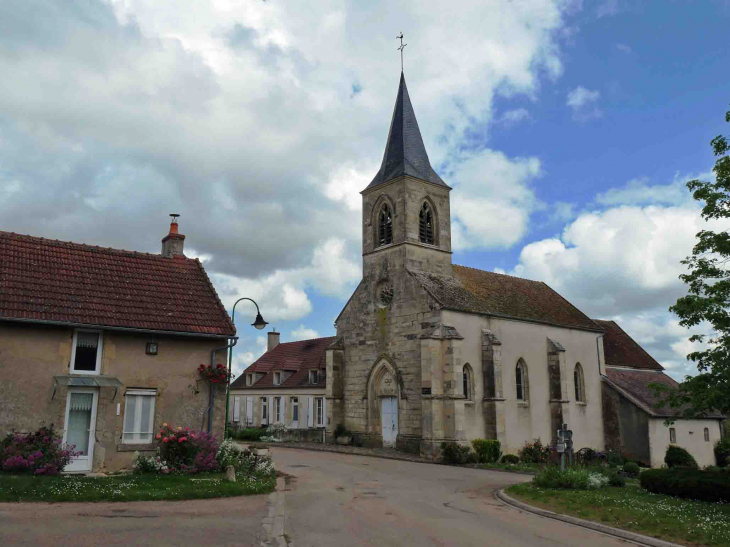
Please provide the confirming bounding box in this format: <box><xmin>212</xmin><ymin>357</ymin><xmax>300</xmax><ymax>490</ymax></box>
<box><xmin>361</xmin><ymin>72</ymin><xmax>452</xmax><ymax>279</ymax></box>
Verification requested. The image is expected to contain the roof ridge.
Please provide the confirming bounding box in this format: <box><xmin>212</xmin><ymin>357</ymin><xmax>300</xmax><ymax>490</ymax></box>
<box><xmin>276</xmin><ymin>336</ymin><xmax>337</xmax><ymax>345</ymax></box>
<box><xmin>0</xmin><ymin>230</ymin><xmax>181</xmax><ymax>261</ymax></box>
<box><xmin>593</xmin><ymin>319</ymin><xmax>664</xmax><ymax>371</ymax></box>
<box><xmin>453</xmin><ymin>263</ymin><xmax>544</xmax><ymax>284</ymax></box>
<box><xmin>194</xmin><ymin>258</ymin><xmax>236</xmax><ymax>336</ymax></box>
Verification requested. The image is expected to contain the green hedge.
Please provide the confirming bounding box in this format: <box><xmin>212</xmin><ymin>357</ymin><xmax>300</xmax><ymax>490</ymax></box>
<box><xmin>664</xmin><ymin>445</ymin><xmax>698</xmax><ymax>469</ymax></box>
<box><xmin>471</xmin><ymin>439</ymin><xmax>501</xmax><ymax>463</ymax></box>
<box><xmin>229</xmin><ymin>428</ymin><xmax>266</xmax><ymax>442</ymax></box>
<box><xmin>640</xmin><ymin>468</ymin><xmax>730</xmax><ymax>503</ymax></box>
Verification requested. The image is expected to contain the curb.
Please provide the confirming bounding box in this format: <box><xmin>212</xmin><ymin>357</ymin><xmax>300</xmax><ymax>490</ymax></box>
<box><xmin>496</xmin><ymin>489</ymin><xmax>685</xmax><ymax>547</ymax></box>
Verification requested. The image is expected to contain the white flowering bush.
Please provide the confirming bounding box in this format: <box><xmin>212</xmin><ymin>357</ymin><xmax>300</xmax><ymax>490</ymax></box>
<box><xmin>216</xmin><ymin>438</ymin><xmax>241</xmax><ymax>470</ymax></box>
<box><xmin>587</xmin><ymin>472</ymin><xmax>609</xmax><ymax>489</ymax></box>
<box><xmin>132</xmin><ymin>452</ymin><xmax>170</xmax><ymax>474</ymax></box>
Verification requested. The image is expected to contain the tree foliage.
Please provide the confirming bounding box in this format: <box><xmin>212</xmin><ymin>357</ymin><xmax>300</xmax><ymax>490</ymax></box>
<box><xmin>658</xmin><ymin>105</ymin><xmax>730</xmax><ymax>417</ymax></box>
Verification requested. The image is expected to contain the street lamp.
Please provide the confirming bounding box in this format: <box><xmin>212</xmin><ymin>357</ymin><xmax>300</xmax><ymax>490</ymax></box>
<box><xmin>225</xmin><ymin>297</ymin><xmax>268</xmax><ymax>437</ymax></box>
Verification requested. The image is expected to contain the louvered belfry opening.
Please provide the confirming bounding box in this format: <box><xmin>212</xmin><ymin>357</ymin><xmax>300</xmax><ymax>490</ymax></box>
<box><xmin>379</xmin><ymin>204</ymin><xmax>393</xmax><ymax>246</ymax></box>
<box><xmin>419</xmin><ymin>202</ymin><xmax>434</xmax><ymax>244</ymax></box>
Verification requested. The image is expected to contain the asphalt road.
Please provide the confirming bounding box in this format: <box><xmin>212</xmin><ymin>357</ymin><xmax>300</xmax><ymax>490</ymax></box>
<box><xmin>0</xmin><ymin>448</ymin><xmax>638</xmax><ymax>547</ymax></box>
<box><xmin>273</xmin><ymin>447</ymin><xmax>634</xmax><ymax>547</ymax></box>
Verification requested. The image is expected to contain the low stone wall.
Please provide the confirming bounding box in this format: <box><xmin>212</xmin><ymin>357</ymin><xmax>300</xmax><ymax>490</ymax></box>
<box><xmin>268</xmin><ymin>428</ymin><xmax>327</xmax><ymax>444</ymax></box>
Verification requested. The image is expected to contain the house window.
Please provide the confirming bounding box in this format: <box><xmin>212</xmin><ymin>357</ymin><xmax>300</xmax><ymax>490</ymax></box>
<box><xmin>122</xmin><ymin>389</ymin><xmax>156</xmax><ymax>444</ymax></box>
<box><xmin>516</xmin><ymin>359</ymin><xmax>529</xmax><ymax>402</ymax></box>
<box><xmin>670</xmin><ymin>427</ymin><xmax>676</xmax><ymax>443</ymax></box>
<box><xmin>274</xmin><ymin>397</ymin><xmax>282</xmax><ymax>422</ymax></box>
<box><xmin>574</xmin><ymin>363</ymin><xmax>586</xmax><ymax>403</ymax></box>
<box><xmin>379</xmin><ymin>203</ymin><xmax>393</xmax><ymax>247</ymax></box>
<box><xmin>309</xmin><ymin>370</ymin><xmax>319</xmax><ymax>384</ymax></box>
<box><xmin>704</xmin><ymin>428</ymin><xmax>710</xmax><ymax>442</ymax></box>
<box><xmin>292</xmin><ymin>398</ymin><xmax>299</xmax><ymax>423</ymax></box>
<box><xmin>246</xmin><ymin>374</ymin><xmax>253</xmax><ymax>386</ymax></box>
<box><xmin>316</xmin><ymin>397</ymin><xmax>324</xmax><ymax>426</ymax></box>
<box><xmin>261</xmin><ymin>397</ymin><xmax>268</xmax><ymax>422</ymax></box>
<box><xmin>274</xmin><ymin>372</ymin><xmax>281</xmax><ymax>386</ymax></box>
<box><xmin>71</xmin><ymin>330</ymin><xmax>103</xmax><ymax>374</ymax></box>
<box><xmin>419</xmin><ymin>202</ymin><xmax>434</xmax><ymax>244</ymax></box>
<box><xmin>462</xmin><ymin>364</ymin><xmax>472</xmax><ymax>401</ymax></box>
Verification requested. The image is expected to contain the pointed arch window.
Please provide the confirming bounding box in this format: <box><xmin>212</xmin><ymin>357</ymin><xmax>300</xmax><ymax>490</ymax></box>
<box><xmin>463</xmin><ymin>364</ymin><xmax>473</xmax><ymax>401</ymax></box>
<box><xmin>574</xmin><ymin>363</ymin><xmax>586</xmax><ymax>403</ymax></box>
<box><xmin>419</xmin><ymin>202</ymin><xmax>434</xmax><ymax>244</ymax></box>
<box><xmin>516</xmin><ymin>359</ymin><xmax>529</xmax><ymax>402</ymax></box>
<box><xmin>378</xmin><ymin>203</ymin><xmax>393</xmax><ymax>247</ymax></box>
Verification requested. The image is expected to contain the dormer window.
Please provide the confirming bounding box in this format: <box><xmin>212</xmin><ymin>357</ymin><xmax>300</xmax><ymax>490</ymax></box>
<box><xmin>274</xmin><ymin>372</ymin><xmax>281</xmax><ymax>386</ymax></box>
<box><xmin>309</xmin><ymin>370</ymin><xmax>319</xmax><ymax>384</ymax></box>
<box><xmin>71</xmin><ymin>329</ymin><xmax>103</xmax><ymax>375</ymax></box>
<box><xmin>419</xmin><ymin>202</ymin><xmax>434</xmax><ymax>244</ymax></box>
<box><xmin>246</xmin><ymin>374</ymin><xmax>253</xmax><ymax>386</ymax></box>
<box><xmin>378</xmin><ymin>203</ymin><xmax>393</xmax><ymax>247</ymax></box>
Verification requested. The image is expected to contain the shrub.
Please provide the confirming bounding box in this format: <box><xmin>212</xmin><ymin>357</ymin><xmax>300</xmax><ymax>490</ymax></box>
<box><xmin>623</xmin><ymin>461</ymin><xmax>640</xmax><ymax>477</ymax></box>
<box><xmin>471</xmin><ymin>439</ymin><xmax>501</xmax><ymax>464</ymax></box>
<box><xmin>519</xmin><ymin>439</ymin><xmax>551</xmax><ymax>463</ymax></box>
<box><xmin>640</xmin><ymin>468</ymin><xmax>730</xmax><ymax>503</ymax></box>
<box><xmin>714</xmin><ymin>438</ymin><xmax>730</xmax><ymax>468</ymax></box>
<box><xmin>214</xmin><ymin>441</ymin><xmax>275</xmax><ymax>479</ymax></box>
<box><xmin>533</xmin><ymin>467</ymin><xmax>592</xmax><ymax>490</ymax></box>
<box><xmin>133</xmin><ymin>453</ymin><xmax>170</xmax><ymax>474</ymax></box>
<box><xmin>604</xmin><ymin>447</ymin><xmax>624</xmax><ymax>467</ymax></box>
<box><xmin>230</xmin><ymin>428</ymin><xmax>266</xmax><ymax>442</ymax></box>
<box><xmin>440</xmin><ymin>442</ymin><xmax>473</xmax><ymax>465</ymax></box>
<box><xmin>608</xmin><ymin>471</ymin><xmax>626</xmax><ymax>487</ymax></box>
<box><xmin>665</xmin><ymin>445</ymin><xmax>698</xmax><ymax>469</ymax></box>
<box><xmin>1</xmin><ymin>425</ymin><xmax>75</xmax><ymax>475</ymax></box>
<box><xmin>501</xmin><ymin>454</ymin><xmax>520</xmax><ymax>465</ymax></box>
<box><xmin>575</xmin><ymin>447</ymin><xmax>598</xmax><ymax>465</ymax></box>
<box><xmin>156</xmin><ymin>423</ymin><xmax>219</xmax><ymax>474</ymax></box>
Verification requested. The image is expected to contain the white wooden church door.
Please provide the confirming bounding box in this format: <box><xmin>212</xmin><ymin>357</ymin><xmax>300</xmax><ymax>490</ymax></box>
<box><xmin>381</xmin><ymin>396</ymin><xmax>398</xmax><ymax>448</ymax></box>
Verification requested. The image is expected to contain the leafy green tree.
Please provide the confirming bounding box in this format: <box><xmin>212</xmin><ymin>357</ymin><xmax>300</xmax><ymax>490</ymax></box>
<box><xmin>658</xmin><ymin>105</ymin><xmax>730</xmax><ymax>417</ymax></box>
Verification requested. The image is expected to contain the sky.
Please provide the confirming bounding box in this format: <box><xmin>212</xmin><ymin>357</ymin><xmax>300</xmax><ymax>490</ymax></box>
<box><xmin>1</xmin><ymin>0</ymin><xmax>729</xmax><ymax>380</ymax></box>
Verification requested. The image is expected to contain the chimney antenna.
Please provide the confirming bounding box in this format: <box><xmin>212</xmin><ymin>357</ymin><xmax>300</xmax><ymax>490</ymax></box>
<box><xmin>396</xmin><ymin>32</ymin><xmax>407</xmax><ymax>72</ymax></box>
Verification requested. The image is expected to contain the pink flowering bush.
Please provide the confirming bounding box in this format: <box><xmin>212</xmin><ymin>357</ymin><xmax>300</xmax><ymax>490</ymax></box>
<box><xmin>1</xmin><ymin>425</ymin><xmax>76</xmax><ymax>475</ymax></box>
<box><xmin>155</xmin><ymin>423</ymin><xmax>219</xmax><ymax>474</ymax></box>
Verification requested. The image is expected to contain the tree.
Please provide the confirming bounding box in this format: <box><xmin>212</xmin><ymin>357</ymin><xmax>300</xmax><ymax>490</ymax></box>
<box><xmin>657</xmin><ymin>105</ymin><xmax>730</xmax><ymax>418</ymax></box>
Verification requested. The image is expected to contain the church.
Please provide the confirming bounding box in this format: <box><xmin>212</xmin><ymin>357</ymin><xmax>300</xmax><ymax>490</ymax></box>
<box><xmin>323</xmin><ymin>72</ymin><xmax>607</xmax><ymax>458</ymax></box>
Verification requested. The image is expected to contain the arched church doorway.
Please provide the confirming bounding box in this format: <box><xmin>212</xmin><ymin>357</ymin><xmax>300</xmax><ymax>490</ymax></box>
<box><xmin>381</xmin><ymin>396</ymin><xmax>398</xmax><ymax>447</ymax></box>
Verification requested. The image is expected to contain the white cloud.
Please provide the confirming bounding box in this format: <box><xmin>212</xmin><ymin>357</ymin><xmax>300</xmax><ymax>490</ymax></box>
<box><xmin>450</xmin><ymin>149</ymin><xmax>543</xmax><ymax>250</ymax></box>
<box><xmin>615</xmin><ymin>43</ymin><xmax>631</xmax><ymax>53</ymax></box>
<box><xmin>499</xmin><ymin>108</ymin><xmax>531</xmax><ymax>126</ymax></box>
<box><xmin>509</xmin><ymin>173</ymin><xmax>730</xmax><ymax>381</ymax></box>
<box><xmin>566</xmin><ymin>85</ymin><xmax>602</xmax><ymax>121</ymax></box>
<box><xmin>290</xmin><ymin>325</ymin><xmax>320</xmax><ymax>341</ymax></box>
<box><xmin>595</xmin><ymin>172</ymin><xmax>713</xmax><ymax>207</ymax></box>
<box><xmin>231</xmin><ymin>336</ymin><xmax>267</xmax><ymax>378</ymax></box>
<box><xmin>550</xmin><ymin>201</ymin><xmax>576</xmax><ymax>223</ymax></box>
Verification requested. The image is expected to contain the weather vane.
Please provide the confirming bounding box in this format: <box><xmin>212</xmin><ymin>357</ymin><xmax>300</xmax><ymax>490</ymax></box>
<box><xmin>396</xmin><ymin>32</ymin><xmax>407</xmax><ymax>71</ymax></box>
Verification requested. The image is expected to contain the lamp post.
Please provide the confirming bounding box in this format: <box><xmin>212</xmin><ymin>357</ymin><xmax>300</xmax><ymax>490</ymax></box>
<box><xmin>225</xmin><ymin>297</ymin><xmax>268</xmax><ymax>438</ymax></box>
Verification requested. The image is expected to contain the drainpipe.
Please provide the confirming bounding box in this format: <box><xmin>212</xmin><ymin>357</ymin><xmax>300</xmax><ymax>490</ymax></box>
<box><xmin>208</xmin><ymin>337</ymin><xmax>238</xmax><ymax>434</ymax></box>
<box><xmin>596</xmin><ymin>334</ymin><xmax>604</xmax><ymax>376</ymax></box>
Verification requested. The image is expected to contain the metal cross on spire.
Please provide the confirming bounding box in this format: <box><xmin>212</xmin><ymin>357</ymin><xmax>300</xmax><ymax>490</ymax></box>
<box><xmin>396</xmin><ymin>32</ymin><xmax>407</xmax><ymax>71</ymax></box>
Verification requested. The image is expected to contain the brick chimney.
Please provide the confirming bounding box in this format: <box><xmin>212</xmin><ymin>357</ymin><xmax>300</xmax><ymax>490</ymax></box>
<box><xmin>161</xmin><ymin>214</ymin><xmax>185</xmax><ymax>257</ymax></box>
<box><xmin>267</xmin><ymin>329</ymin><xmax>280</xmax><ymax>352</ymax></box>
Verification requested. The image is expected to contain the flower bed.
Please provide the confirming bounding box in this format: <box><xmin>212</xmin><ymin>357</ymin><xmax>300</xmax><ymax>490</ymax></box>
<box><xmin>1</xmin><ymin>425</ymin><xmax>76</xmax><ymax>475</ymax></box>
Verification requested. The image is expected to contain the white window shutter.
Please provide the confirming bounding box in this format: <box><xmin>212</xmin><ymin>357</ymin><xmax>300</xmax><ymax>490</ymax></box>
<box><xmin>282</xmin><ymin>397</ymin><xmax>287</xmax><ymax>425</ymax></box>
<box><xmin>233</xmin><ymin>397</ymin><xmax>240</xmax><ymax>422</ymax></box>
<box><xmin>268</xmin><ymin>397</ymin><xmax>274</xmax><ymax>424</ymax></box>
<box><xmin>307</xmin><ymin>397</ymin><xmax>314</xmax><ymax>428</ymax></box>
<box><xmin>323</xmin><ymin>397</ymin><xmax>327</xmax><ymax>427</ymax></box>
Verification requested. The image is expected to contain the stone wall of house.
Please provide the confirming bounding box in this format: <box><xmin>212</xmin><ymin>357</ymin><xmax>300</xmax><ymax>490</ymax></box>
<box><xmin>0</xmin><ymin>322</ymin><xmax>227</xmax><ymax>472</ymax></box>
<box><xmin>601</xmin><ymin>381</ymin><xmax>650</xmax><ymax>464</ymax></box>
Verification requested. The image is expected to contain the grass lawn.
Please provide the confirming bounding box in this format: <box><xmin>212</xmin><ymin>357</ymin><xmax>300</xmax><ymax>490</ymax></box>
<box><xmin>0</xmin><ymin>472</ymin><xmax>276</xmax><ymax>503</ymax></box>
<box><xmin>507</xmin><ymin>481</ymin><xmax>730</xmax><ymax>547</ymax></box>
<box><xmin>477</xmin><ymin>462</ymin><xmax>541</xmax><ymax>474</ymax></box>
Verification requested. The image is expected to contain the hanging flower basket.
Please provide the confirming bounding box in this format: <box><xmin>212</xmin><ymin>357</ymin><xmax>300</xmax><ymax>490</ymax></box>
<box><xmin>198</xmin><ymin>364</ymin><xmax>233</xmax><ymax>385</ymax></box>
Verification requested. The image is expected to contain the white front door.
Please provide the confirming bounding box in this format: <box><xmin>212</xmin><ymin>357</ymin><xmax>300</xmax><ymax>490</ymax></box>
<box><xmin>63</xmin><ymin>388</ymin><xmax>99</xmax><ymax>472</ymax></box>
<box><xmin>381</xmin><ymin>396</ymin><xmax>398</xmax><ymax>448</ymax></box>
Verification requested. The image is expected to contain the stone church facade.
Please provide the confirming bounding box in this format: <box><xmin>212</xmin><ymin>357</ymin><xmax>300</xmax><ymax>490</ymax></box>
<box><xmin>324</xmin><ymin>73</ymin><xmax>607</xmax><ymax>458</ymax></box>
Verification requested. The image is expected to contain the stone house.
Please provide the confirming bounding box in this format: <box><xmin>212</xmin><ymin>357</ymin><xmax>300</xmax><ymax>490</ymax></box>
<box><xmin>229</xmin><ymin>333</ymin><xmax>333</xmax><ymax>441</ymax></box>
<box><xmin>599</xmin><ymin>320</ymin><xmax>725</xmax><ymax>468</ymax></box>
<box><xmin>325</xmin><ymin>73</ymin><xmax>608</xmax><ymax>458</ymax></box>
<box><xmin>0</xmin><ymin>219</ymin><xmax>236</xmax><ymax>472</ymax></box>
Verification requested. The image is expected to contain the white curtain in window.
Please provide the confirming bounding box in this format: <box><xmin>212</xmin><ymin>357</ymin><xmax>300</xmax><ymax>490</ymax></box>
<box><xmin>76</xmin><ymin>331</ymin><xmax>99</xmax><ymax>348</ymax></box>
<box><xmin>123</xmin><ymin>393</ymin><xmax>155</xmax><ymax>444</ymax></box>
<box><xmin>67</xmin><ymin>393</ymin><xmax>93</xmax><ymax>455</ymax></box>
<box><xmin>233</xmin><ymin>397</ymin><xmax>240</xmax><ymax>422</ymax></box>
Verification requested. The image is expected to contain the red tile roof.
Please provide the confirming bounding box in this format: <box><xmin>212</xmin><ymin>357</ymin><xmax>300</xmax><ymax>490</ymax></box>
<box><xmin>409</xmin><ymin>265</ymin><xmax>600</xmax><ymax>331</ymax></box>
<box><xmin>231</xmin><ymin>337</ymin><xmax>336</xmax><ymax>389</ymax></box>
<box><xmin>0</xmin><ymin>231</ymin><xmax>235</xmax><ymax>336</ymax></box>
<box><xmin>605</xmin><ymin>368</ymin><xmax>724</xmax><ymax>419</ymax></box>
<box><xmin>594</xmin><ymin>320</ymin><xmax>663</xmax><ymax>371</ymax></box>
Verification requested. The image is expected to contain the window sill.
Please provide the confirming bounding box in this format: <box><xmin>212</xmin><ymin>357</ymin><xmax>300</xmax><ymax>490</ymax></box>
<box><xmin>117</xmin><ymin>443</ymin><xmax>156</xmax><ymax>452</ymax></box>
<box><xmin>464</xmin><ymin>401</ymin><xmax>475</xmax><ymax>407</ymax></box>
<box><xmin>575</xmin><ymin>401</ymin><xmax>587</xmax><ymax>406</ymax></box>
<box><xmin>517</xmin><ymin>401</ymin><xmax>530</xmax><ymax>408</ymax></box>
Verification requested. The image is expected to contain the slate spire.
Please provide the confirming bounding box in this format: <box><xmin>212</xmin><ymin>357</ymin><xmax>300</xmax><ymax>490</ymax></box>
<box><xmin>366</xmin><ymin>72</ymin><xmax>447</xmax><ymax>190</ymax></box>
